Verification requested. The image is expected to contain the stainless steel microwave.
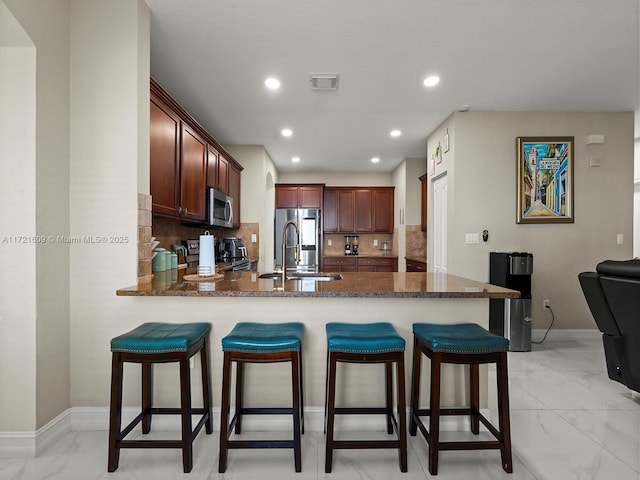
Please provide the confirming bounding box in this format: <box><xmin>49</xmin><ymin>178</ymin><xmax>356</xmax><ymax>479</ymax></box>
<box><xmin>207</xmin><ymin>188</ymin><xmax>233</xmax><ymax>228</ymax></box>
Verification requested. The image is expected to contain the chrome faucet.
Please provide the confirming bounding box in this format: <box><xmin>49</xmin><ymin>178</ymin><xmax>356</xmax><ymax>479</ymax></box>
<box><xmin>281</xmin><ymin>220</ymin><xmax>301</xmax><ymax>273</ymax></box>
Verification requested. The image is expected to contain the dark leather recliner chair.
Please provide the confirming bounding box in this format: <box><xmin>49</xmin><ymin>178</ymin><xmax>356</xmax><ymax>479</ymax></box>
<box><xmin>579</xmin><ymin>259</ymin><xmax>640</xmax><ymax>393</ymax></box>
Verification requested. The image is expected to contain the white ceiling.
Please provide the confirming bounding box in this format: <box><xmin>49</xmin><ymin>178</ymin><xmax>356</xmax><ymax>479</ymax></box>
<box><xmin>147</xmin><ymin>0</ymin><xmax>639</xmax><ymax>173</ymax></box>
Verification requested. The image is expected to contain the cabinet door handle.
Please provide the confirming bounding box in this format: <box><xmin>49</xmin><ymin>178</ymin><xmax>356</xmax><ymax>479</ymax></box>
<box><xmin>178</xmin><ymin>206</ymin><xmax>183</xmax><ymax>215</ymax></box>
<box><xmin>184</xmin><ymin>207</ymin><xmax>188</xmax><ymax>215</ymax></box>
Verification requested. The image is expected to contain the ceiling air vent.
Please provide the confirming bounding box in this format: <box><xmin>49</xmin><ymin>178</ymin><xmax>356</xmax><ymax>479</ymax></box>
<box><xmin>310</xmin><ymin>73</ymin><xmax>339</xmax><ymax>90</ymax></box>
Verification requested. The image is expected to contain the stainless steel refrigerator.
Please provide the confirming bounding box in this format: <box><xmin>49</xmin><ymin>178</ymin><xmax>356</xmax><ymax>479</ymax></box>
<box><xmin>275</xmin><ymin>208</ymin><xmax>322</xmax><ymax>273</ymax></box>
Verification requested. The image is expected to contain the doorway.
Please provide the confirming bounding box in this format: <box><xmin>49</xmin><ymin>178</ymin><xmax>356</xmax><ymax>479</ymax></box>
<box><xmin>432</xmin><ymin>174</ymin><xmax>447</xmax><ymax>273</ymax></box>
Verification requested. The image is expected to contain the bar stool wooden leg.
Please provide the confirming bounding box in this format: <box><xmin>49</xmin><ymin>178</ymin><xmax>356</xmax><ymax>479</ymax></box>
<box><xmin>470</xmin><ymin>363</ymin><xmax>480</xmax><ymax>434</ymax></box>
<box><xmin>428</xmin><ymin>352</ymin><xmax>442</xmax><ymax>476</ymax></box>
<box><xmin>299</xmin><ymin>346</ymin><xmax>305</xmax><ymax>435</ymax></box>
<box><xmin>235</xmin><ymin>361</ymin><xmax>244</xmax><ymax>434</ymax></box>
<box><xmin>200</xmin><ymin>338</ymin><xmax>213</xmax><ymax>434</ymax></box>
<box><xmin>409</xmin><ymin>335</ymin><xmax>421</xmax><ymax>437</ymax></box>
<box><xmin>323</xmin><ymin>351</ymin><xmax>330</xmax><ymax>435</ymax></box>
<box><xmin>142</xmin><ymin>362</ymin><xmax>152</xmax><ymax>434</ymax></box>
<box><xmin>385</xmin><ymin>362</ymin><xmax>394</xmax><ymax>434</ymax></box>
<box><xmin>179</xmin><ymin>355</ymin><xmax>193</xmax><ymax>473</ymax></box>
<box><xmin>396</xmin><ymin>353</ymin><xmax>408</xmax><ymax>472</ymax></box>
<box><xmin>219</xmin><ymin>352</ymin><xmax>232</xmax><ymax>473</ymax></box>
<box><xmin>108</xmin><ymin>352</ymin><xmax>123</xmax><ymax>472</ymax></box>
<box><xmin>325</xmin><ymin>352</ymin><xmax>338</xmax><ymax>473</ymax></box>
<box><xmin>292</xmin><ymin>352</ymin><xmax>302</xmax><ymax>472</ymax></box>
<box><xmin>497</xmin><ymin>352</ymin><xmax>513</xmax><ymax>473</ymax></box>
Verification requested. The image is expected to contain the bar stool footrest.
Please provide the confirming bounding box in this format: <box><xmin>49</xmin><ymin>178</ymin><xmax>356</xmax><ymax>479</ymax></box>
<box><xmin>331</xmin><ymin>440</ymin><xmax>402</xmax><ymax>449</ymax></box>
<box><xmin>227</xmin><ymin>440</ymin><xmax>297</xmax><ymax>449</ymax></box>
<box><xmin>334</xmin><ymin>407</ymin><xmax>391</xmax><ymax>415</ymax></box>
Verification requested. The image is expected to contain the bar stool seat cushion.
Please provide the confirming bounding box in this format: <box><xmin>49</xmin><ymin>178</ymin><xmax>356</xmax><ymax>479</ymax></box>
<box><xmin>110</xmin><ymin>322</ymin><xmax>211</xmax><ymax>354</ymax></box>
<box><xmin>222</xmin><ymin>322</ymin><xmax>304</xmax><ymax>353</ymax></box>
<box><xmin>326</xmin><ymin>322</ymin><xmax>405</xmax><ymax>354</ymax></box>
<box><xmin>413</xmin><ymin>323</ymin><xmax>509</xmax><ymax>354</ymax></box>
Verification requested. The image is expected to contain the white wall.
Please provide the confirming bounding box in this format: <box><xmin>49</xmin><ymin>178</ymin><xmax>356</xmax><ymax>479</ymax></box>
<box><xmin>278</xmin><ymin>171</ymin><xmax>392</xmax><ymax>186</ymax></box>
<box><xmin>5</xmin><ymin>0</ymin><xmax>72</xmax><ymax>432</ymax></box>
<box><xmin>0</xmin><ymin>2</ymin><xmax>37</xmax><ymax>433</ymax></box>
<box><xmin>392</xmin><ymin>161</ymin><xmax>407</xmax><ymax>269</ymax></box>
<box><xmin>224</xmin><ymin>145</ymin><xmax>279</xmax><ymax>272</ymax></box>
<box><xmin>69</xmin><ymin>0</ymin><xmax>149</xmax><ymax>408</ymax></box>
<box><xmin>428</xmin><ymin>111</ymin><xmax>634</xmax><ymax>329</ymax></box>
<box><xmin>405</xmin><ymin>158</ymin><xmax>426</xmax><ymax>226</ymax></box>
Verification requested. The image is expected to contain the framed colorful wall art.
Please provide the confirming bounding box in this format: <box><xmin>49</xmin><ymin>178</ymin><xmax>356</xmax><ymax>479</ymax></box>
<box><xmin>516</xmin><ymin>136</ymin><xmax>574</xmax><ymax>224</ymax></box>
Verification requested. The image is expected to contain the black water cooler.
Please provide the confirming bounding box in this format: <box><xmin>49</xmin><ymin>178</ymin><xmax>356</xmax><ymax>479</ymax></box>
<box><xmin>489</xmin><ymin>252</ymin><xmax>533</xmax><ymax>352</ymax></box>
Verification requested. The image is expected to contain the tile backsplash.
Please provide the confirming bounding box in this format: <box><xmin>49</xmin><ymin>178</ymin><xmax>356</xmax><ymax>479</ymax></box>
<box><xmin>323</xmin><ymin>233</ymin><xmax>393</xmax><ymax>256</ymax></box>
<box><xmin>152</xmin><ymin>215</ymin><xmax>259</xmax><ymax>261</ymax></box>
<box><xmin>405</xmin><ymin>224</ymin><xmax>427</xmax><ymax>259</ymax></box>
<box><xmin>137</xmin><ymin>193</ymin><xmax>153</xmax><ymax>283</ymax></box>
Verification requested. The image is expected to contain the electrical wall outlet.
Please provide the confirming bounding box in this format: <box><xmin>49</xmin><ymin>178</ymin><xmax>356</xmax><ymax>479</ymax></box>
<box><xmin>373</xmin><ymin>239</ymin><xmax>378</xmax><ymax>246</ymax></box>
<box><xmin>328</xmin><ymin>239</ymin><xmax>332</xmax><ymax>246</ymax></box>
<box><xmin>543</xmin><ymin>299</ymin><xmax>550</xmax><ymax>309</ymax></box>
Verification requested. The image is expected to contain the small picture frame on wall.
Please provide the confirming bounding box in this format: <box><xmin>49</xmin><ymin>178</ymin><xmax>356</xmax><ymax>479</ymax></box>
<box><xmin>516</xmin><ymin>136</ymin><xmax>574</xmax><ymax>224</ymax></box>
<box><xmin>443</xmin><ymin>129</ymin><xmax>450</xmax><ymax>153</ymax></box>
<box><xmin>429</xmin><ymin>154</ymin><xmax>435</xmax><ymax>175</ymax></box>
<box><xmin>436</xmin><ymin>142</ymin><xmax>442</xmax><ymax>164</ymax></box>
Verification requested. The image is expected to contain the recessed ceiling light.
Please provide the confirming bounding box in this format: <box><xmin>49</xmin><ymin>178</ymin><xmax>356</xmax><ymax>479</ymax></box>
<box><xmin>423</xmin><ymin>75</ymin><xmax>440</xmax><ymax>87</ymax></box>
<box><xmin>390</xmin><ymin>129</ymin><xmax>402</xmax><ymax>137</ymax></box>
<box><xmin>291</xmin><ymin>156</ymin><xmax>301</xmax><ymax>163</ymax></box>
<box><xmin>281</xmin><ymin>128</ymin><xmax>293</xmax><ymax>137</ymax></box>
<box><xmin>371</xmin><ymin>157</ymin><xmax>380</xmax><ymax>164</ymax></box>
<box><xmin>265</xmin><ymin>77</ymin><xmax>280</xmax><ymax>90</ymax></box>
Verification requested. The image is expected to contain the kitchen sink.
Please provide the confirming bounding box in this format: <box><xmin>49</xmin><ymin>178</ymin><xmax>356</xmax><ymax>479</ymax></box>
<box><xmin>258</xmin><ymin>272</ymin><xmax>343</xmax><ymax>281</ymax></box>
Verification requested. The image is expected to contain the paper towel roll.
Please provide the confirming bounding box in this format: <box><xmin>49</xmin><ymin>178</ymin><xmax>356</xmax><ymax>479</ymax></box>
<box><xmin>198</xmin><ymin>232</ymin><xmax>215</xmax><ymax>276</ymax></box>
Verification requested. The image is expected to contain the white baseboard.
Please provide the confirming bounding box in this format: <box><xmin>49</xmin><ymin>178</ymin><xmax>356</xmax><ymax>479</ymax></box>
<box><xmin>531</xmin><ymin>328</ymin><xmax>599</xmax><ymax>341</ymax></box>
<box><xmin>0</xmin><ymin>406</ymin><xmax>468</xmax><ymax>459</ymax></box>
<box><xmin>0</xmin><ymin>409</ymin><xmax>71</xmax><ymax>459</ymax></box>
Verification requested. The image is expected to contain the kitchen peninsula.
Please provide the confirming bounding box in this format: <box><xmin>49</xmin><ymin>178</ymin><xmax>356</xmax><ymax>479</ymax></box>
<box><xmin>116</xmin><ymin>272</ymin><xmax>517</xmax><ymax>428</ymax></box>
<box><xmin>117</xmin><ymin>271</ymin><xmax>517</xmax><ymax>299</ymax></box>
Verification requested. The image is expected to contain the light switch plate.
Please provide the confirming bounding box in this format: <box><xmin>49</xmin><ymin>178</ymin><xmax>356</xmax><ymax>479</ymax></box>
<box><xmin>251</xmin><ymin>234</ymin><xmax>257</xmax><ymax>243</ymax></box>
<box><xmin>465</xmin><ymin>233</ymin><xmax>480</xmax><ymax>244</ymax></box>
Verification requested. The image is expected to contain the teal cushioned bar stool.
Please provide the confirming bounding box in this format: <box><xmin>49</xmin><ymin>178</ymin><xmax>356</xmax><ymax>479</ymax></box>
<box><xmin>107</xmin><ymin>322</ymin><xmax>213</xmax><ymax>473</ymax></box>
<box><xmin>409</xmin><ymin>323</ymin><xmax>512</xmax><ymax>475</ymax></box>
<box><xmin>219</xmin><ymin>322</ymin><xmax>305</xmax><ymax>473</ymax></box>
<box><xmin>324</xmin><ymin>322</ymin><xmax>407</xmax><ymax>473</ymax></box>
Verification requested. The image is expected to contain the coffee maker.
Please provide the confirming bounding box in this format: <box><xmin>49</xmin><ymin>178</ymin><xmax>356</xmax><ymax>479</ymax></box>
<box><xmin>344</xmin><ymin>236</ymin><xmax>351</xmax><ymax>256</ymax></box>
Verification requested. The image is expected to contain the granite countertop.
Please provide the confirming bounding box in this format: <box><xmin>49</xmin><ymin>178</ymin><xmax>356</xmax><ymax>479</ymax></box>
<box><xmin>323</xmin><ymin>254</ymin><xmax>398</xmax><ymax>258</ymax></box>
<box><xmin>116</xmin><ymin>270</ymin><xmax>518</xmax><ymax>298</ymax></box>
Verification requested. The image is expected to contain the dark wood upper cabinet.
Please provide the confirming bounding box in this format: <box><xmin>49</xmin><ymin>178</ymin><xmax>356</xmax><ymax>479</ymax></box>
<box><xmin>217</xmin><ymin>155</ymin><xmax>229</xmax><ymax>194</ymax></box>
<box><xmin>206</xmin><ymin>144</ymin><xmax>219</xmax><ymax>189</ymax></box>
<box><xmin>323</xmin><ymin>188</ymin><xmax>338</xmax><ymax>232</ymax></box>
<box><xmin>275</xmin><ymin>185</ymin><xmax>299</xmax><ymax>208</ymax></box>
<box><xmin>275</xmin><ymin>184</ymin><xmax>324</xmax><ymax>209</ymax></box>
<box><xmin>323</xmin><ymin>186</ymin><xmax>393</xmax><ymax>233</ymax></box>
<box><xmin>373</xmin><ymin>188</ymin><xmax>394</xmax><ymax>232</ymax></box>
<box><xmin>150</xmin><ymin>92</ymin><xmax>180</xmax><ymax>217</ymax></box>
<box><xmin>228</xmin><ymin>164</ymin><xmax>241</xmax><ymax>228</ymax></box>
<box><xmin>337</xmin><ymin>189</ymin><xmax>355</xmax><ymax>233</ymax></box>
<box><xmin>298</xmin><ymin>185</ymin><xmax>323</xmax><ymax>208</ymax></box>
<box><xmin>150</xmin><ymin>78</ymin><xmax>243</xmax><ymax>224</ymax></box>
<box><xmin>420</xmin><ymin>174</ymin><xmax>427</xmax><ymax>232</ymax></box>
<box><xmin>354</xmin><ymin>189</ymin><xmax>372</xmax><ymax>232</ymax></box>
<box><xmin>179</xmin><ymin>123</ymin><xmax>207</xmax><ymax>222</ymax></box>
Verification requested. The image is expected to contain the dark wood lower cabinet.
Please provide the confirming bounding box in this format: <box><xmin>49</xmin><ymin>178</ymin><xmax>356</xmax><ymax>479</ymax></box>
<box><xmin>322</xmin><ymin>256</ymin><xmax>397</xmax><ymax>272</ymax></box>
<box><xmin>406</xmin><ymin>259</ymin><xmax>427</xmax><ymax>272</ymax></box>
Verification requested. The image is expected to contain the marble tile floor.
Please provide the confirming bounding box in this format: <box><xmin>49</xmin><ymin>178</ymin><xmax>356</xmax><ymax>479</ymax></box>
<box><xmin>1</xmin><ymin>330</ymin><xmax>639</xmax><ymax>480</ymax></box>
